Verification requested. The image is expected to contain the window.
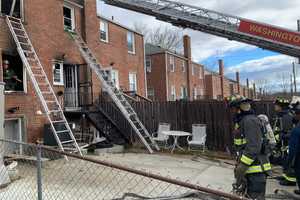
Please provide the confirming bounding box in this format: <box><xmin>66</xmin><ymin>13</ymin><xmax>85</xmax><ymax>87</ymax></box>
<box><xmin>199</xmin><ymin>67</ymin><xmax>203</xmax><ymax>79</ymax></box>
<box><xmin>63</xmin><ymin>5</ymin><xmax>75</xmax><ymax>31</ymax></box>
<box><xmin>129</xmin><ymin>72</ymin><xmax>137</xmax><ymax>91</ymax></box>
<box><xmin>1</xmin><ymin>0</ymin><xmax>22</xmax><ymax>18</ymax></box>
<box><xmin>170</xmin><ymin>55</ymin><xmax>175</xmax><ymax>72</ymax></box>
<box><xmin>171</xmin><ymin>85</ymin><xmax>176</xmax><ymax>101</ymax></box>
<box><xmin>53</xmin><ymin>62</ymin><xmax>64</xmax><ymax>85</ymax></box>
<box><xmin>127</xmin><ymin>31</ymin><xmax>135</xmax><ymax>54</ymax></box>
<box><xmin>146</xmin><ymin>57</ymin><xmax>151</xmax><ymax>72</ymax></box>
<box><xmin>100</xmin><ymin>20</ymin><xmax>109</xmax><ymax>42</ymax></box>
<box><xmin>180</xmin><ymin>86</ymin><xmax>188</xmax><ymax>100</ymax></box>
<box><xmin>111</xmin><ymin>70</ymin><xmax>119</xmax><ymax>89</ymax></box>
<box><xmin>193</xmin><ymin>87</ymin><xmax>197</xmax><ymax>100</ymax></box>
<box><xmin>182</xmin><ymin>60</ymin><xmax>186</xmax><ymax>72</ymax></box>
<box><xmin>147</xmin><ymin>88</ymin><xmax>155</xmax><ymax>100</ymax></box>
<box><xmin>192</xmin><ymin>64</ymin><xmax>195</xmax><ymax>75</ymax></box>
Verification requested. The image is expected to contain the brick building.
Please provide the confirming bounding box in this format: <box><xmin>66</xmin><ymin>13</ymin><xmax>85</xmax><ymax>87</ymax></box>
<box><xmin>0</xmin><ymin>0</ymin><xmax>146</xmax><ymax>143</ymax></box>
<box><xmin>146</xmin><ymin>36</ymin><xmax>205</xmax><ymax>101</ymax></box>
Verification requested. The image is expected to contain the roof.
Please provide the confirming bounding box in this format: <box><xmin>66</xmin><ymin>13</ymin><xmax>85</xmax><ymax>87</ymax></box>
<box><xmin>145</xmin><ymin>43</ymin><xmax>188</xmax><ymax>60</ymax></box>
<box><xmin>98</xmin><ymin>15</ymin><xmax>143</xmax><ymax>36</ymax></box>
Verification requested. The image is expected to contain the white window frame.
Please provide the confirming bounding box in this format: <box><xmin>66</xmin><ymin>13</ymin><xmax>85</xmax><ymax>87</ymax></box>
<box><xmin>180</xmin><ymin>86</ymin><xmax>188</xmax><ymax>100</ymax></box>
<box><xmin>146</xmin><ymin>57</ymin><xmax>152</xmax><ymax>73</ymax></box>
<box><xmin>63</xmin><ymin>4</ymin><xmax>75</xmax><ymax>31</ymax></box>
<box><xmin>171</xmin><ymin>85</ymin><xmax>176</xmax><ymax>101</ymax></box>
<box><xmin>192</xmin><ymin>64</ymin><xmax>195</xmax><ymax>76</ymax></box>
<box><xmin>147</xmin><ymin>88</ymin><xmax>154</xmax><ymax>99</ymax></box>
<box><xmin>182</xmin><ymin>60</ymin><xmax>186</xmax><ymax>72</ymax></box>
<box><xmin>129</xmin><ymin>72</ymin><xmax>137</xmax><ymax>92</ymax></box>
<box><xmin>199</xmin><ymin>67</ymin><xmax>203</xmax><ymax>79</ymax></box>
<box><xmin>170</xmin><ymin>55</ymin><xmax>175</xmax><ymax>72</ymax></box>
<box><xmin>0</xmin><ymin>0</ymin><xmax>24</xmax><ymax>19</ymax></box>
<box><xmin>111</xmin><ymin>69</ymin><xmax>119</xmax><ymax>89</ymax></box>
<box><xmin>100</xmin><ymin>20</ymin><xmax>109</xmax><ymax>42</ymax></box>
<box><xmin>193</xmin><ymin>87</ymin><xmax>197</xmax><ymax>100</ymax></box>
<box><xmin>53</xmin><ymin>61</ymin><xmax>64</xmax><ymax>86</ymax></box>
<box><xmin>127</xmin><ymin>31</ymin><xmax>135</xmax><ymax>54</ymax></box>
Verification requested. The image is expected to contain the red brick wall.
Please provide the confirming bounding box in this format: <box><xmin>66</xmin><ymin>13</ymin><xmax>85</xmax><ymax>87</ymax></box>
<box><xmin>1</xmin><ymin>0</ymin><xmax>146</xmax><ymax>142</ymax></box>
<box><xmin>190</xmin><ymin>62</ymin><xmax>205</xmax><ymax>100</ymax></box>
<box><xmin>146</xmin><ymin>53</ymin><xmax>167</xmax><ymax>101</ymax></box>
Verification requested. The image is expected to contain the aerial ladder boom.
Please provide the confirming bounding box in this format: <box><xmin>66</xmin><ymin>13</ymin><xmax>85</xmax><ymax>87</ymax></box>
<box><xmin>102</xmin><ymin>0</ymin><xmax>300</xmax><ymax>58</ymax></box>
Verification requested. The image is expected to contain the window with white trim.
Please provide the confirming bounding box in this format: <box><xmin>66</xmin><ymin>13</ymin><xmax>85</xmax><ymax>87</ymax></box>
<box><xmin>129</xmin><ymin>72</ymin><xmax>137</xmax><ymax>91</ymax></box>
<box><xmin>193</xmin><ymin>87</ymin><xmax>197</xmax><ymax>100</ymax></box>
<box><xmin>146</xmin><ymin>57</ymin><xmax>151</xmax><ymax>72</ymax></box>
<box><xmin>1</xmin><ymin>0</ymin><xmax>23</xmax><ymax>18</ymax></box>
<box><xmin>127</xmin><ymin>31</ymin><xmax>135</xmax><ymax>54</ymax></box>
<box><xmin>199</xmin><ymin>66</ymin><xmax>203</xmax><ymax>79</ymax></box>
<box><xmin>100</xmin><ymin>20</ymin><xmax>109</xmax><ymax>42</ymax></box>
<box><xmin>182</xmin><ymin>60</ymin><xmax>186</xmax><ymax>72</ymax></box>
<box><xmin>63</xmin><ymin>5</ymin><xmax>75</xmax><ymax>31</ymax></box>
<box><xmin>53</xmin><ymin>61</ymin><xmax>64</xmax><ymax>85</ymax></box>
<box><xmin>170</xmin><ymin>55</ymin><xmax>175</xmax><ymax>72</ymax></box>
<box><xmin>171</xmin><ymin>85</ymin><xmax>176</xmax><ymax>101</ymax></box>
<box><xmin>180</xmin><ymin>86</ymin><xmax>188</xmax><ymax>100</ymax></box>
<box><xmin>192</xmin><ymin>64</ymin><xmax>195</xmax><ymax>75</ymax></box>
<box><xmin>111</xmin><ymin>70</ymin><xmax>119</xmax><ymax>89</ymax></box>
<box><xmin>147</xmin><ymin>88</ymin><xmax>155</xmax><ymax>100</ymax></box>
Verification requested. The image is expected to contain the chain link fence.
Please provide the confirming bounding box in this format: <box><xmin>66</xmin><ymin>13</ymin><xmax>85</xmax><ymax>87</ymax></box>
<box><xmin>0</xmin><ymin>139</ymin><xmax>246</xmax><ymax>200</ymax></box>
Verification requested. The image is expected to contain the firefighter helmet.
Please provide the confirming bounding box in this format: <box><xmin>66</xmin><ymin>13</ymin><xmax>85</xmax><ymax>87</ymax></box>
<box><xmin>226</xmin><ymin>94</ymin><xmax>252</xmax><ymax>108</ymax></box>
<box><xmin>274</xmin><ymin>97</ymin><xmax>290</xmax><ymax>107</ymax></box>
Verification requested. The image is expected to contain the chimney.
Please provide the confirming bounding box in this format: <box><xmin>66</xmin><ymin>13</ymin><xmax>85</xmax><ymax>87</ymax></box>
<box><xmin>236</xmin><ymin>71</ymin><xmax>240</xmax><ymax>94</ymax></box>
<box><xmin>219</xmin><ymin>59</ymin><xmax>225</xmax><ymax>98</ymax></box>
<box><xmin>183</xmin><ymin>35</ymin><xmax>192</xmax><ymax>60</ymax></box>
<box><xmin>246</xmin><ymin>78</ymin><xmax>249</xmax><ymax>97</ymax></box>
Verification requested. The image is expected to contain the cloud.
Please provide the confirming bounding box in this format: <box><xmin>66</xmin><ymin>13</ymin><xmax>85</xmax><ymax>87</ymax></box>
<box><xmin>98</xmin><ymin>0</ymin><xmax>300</xmax><ymax>63</ymax></box>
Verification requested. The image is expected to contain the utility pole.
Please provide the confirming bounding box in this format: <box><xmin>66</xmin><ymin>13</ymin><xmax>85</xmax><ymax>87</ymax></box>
<box><xmin>291</xmin><ymin>74</ymin><xmax>294</xmax><ymax>96</ymax></box>
<box><xmin>293</xmin><ymin>62</ymin><xmax>297</xmax><ymax>94</ymax></box>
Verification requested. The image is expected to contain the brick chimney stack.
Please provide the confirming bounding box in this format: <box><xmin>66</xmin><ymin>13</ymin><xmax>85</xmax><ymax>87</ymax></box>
<box><xmin>236</xmin><ymin>71</ymin><xmax>240</xmax><ymax>94</ymax></box>
<box><xmin>219</xmin><ymin>59</ymin><xmax>225</xmax><ymax>98</ymax></box>
<box><xmin>183</xmin><ymin>35</ymin><xmax>192</xmax><ymax>60</ymax></box>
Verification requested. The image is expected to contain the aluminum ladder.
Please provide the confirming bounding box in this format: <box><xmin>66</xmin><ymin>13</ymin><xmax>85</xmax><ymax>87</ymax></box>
<box><xmin>69</xmin><ymin>32</ymin><xmax>159</xmax><ymax>153</ymax></box>
<box><xmin>6</xmin><ymin>16</ymin><xmax>83</xmax><ymax>156</ymax></box>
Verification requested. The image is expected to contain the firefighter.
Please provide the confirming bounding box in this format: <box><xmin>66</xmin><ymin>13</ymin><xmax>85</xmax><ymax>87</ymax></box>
<box><xmin>2</xmin><ymin>60</ymin><xmax>22</xmax><ymax>91</ymax></box>
<box><xmin>289</xmin><ymin>103</ymin><xmax>300</xmax><ymax>195</ymax></box>
<box><xmin>228</xmin><ymin>95</ymin><xmax>271</xmax><ymax>199</ymax></box>
<box><xmin>273</xmin><ymin>97</ymin><xmax>296</xmax><ymax>186</ymax></box>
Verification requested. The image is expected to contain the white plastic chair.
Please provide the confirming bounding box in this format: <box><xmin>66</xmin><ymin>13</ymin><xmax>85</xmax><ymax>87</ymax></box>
<box><xmin>152</xmin><ymin>123</ymin><xmax>170</xmax><ymax>149</ymax></box>
<box><xmin>187</xmin><ymin>124</ymin><xmax>207</xmax><ymax>152</ymax></box>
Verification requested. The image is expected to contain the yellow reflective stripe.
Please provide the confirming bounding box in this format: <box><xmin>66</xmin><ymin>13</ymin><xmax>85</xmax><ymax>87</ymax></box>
<box><xmin>240</xmin><ymin>155</ymin><xmax>254</xmax><ymax>165</ymax></box>
<box><xmin>283</xmin><ymin>174</ymin><xmax>297</xmax><ymax>182</ymax></box>
<box><xmin>275</xmin><ymin>134</ymin><xmax>280</xmax><ymax>141</ymax></box>
<box><xmin>234</xmin><ymin>123</ymin><xmax>240</xmax><ymax>129</ymax></box>
<box><xmin>246</xmin><ymin>163</ymin><xmax>272</xmax><ymax>174</ymax></box>
<box><xmin>234</xmin><ymin>139</ymin><xmax>247</xmax><ymax>145</ymax></box>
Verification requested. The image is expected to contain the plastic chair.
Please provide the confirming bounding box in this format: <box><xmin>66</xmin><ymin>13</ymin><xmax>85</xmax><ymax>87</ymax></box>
<box><xmin>187</xmin><ymin>124</ymin><xmax>207</xmax><ymax>152</ymax></box>
<box><xmin>152</xmin><ymin>123</ymin><xmax>170</xmax><ymax>149</ymax></box>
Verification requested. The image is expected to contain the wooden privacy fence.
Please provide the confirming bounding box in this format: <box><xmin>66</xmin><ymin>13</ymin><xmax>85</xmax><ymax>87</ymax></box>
<box><xmin>98</xmin><ymin>98</ymin><xmax>275</xmax><ymax>152</ymax></box>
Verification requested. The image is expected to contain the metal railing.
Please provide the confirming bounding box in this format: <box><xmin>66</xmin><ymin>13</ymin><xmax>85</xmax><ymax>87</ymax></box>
<box><xmin>0</xmin><ymin>139</ymin><xmax>247</xmax><ymax>200</ymax></box>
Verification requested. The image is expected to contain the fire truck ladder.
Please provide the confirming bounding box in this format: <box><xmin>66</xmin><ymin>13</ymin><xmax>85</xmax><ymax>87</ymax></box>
<box><xmin>69</xmin><ymin>32</ymin><xmax>159</xmax><ymax>154</ymax></box>
<box><xmin>6</xmin><ymin>16</ymin><xmax>83</xmax><ymax>156</ymax></box>
<box><xmin>102</xmin><ymin>0</ymin><xmax>300</xmax><ymax>58</ymax></box>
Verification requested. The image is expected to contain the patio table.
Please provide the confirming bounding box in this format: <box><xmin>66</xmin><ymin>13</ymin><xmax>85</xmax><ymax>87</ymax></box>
<box><xmin>162</xmin><ymin>131</ymin><xmax>191</xmax><ymax>153</ymax></box>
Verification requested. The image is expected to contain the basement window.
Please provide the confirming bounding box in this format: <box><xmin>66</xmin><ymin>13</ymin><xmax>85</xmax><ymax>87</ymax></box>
<box><xmin>63</xmin><ymin>5</ymin><xmax>75</xmax><ymax>31</ymax></box>
<box><xmin>2</xmin><ymin>54</ymin><xmax>26</xmax><ymax>92</ymax></box>
<box><xmin>0</xmin><ymin>0</ymin><xmax>23</xmax><ymax>18</ymax></box>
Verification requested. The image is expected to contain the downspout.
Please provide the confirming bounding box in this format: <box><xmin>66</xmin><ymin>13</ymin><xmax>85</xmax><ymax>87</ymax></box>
<box><xmin>165</xmin><ymin>52</ymin><xmax>169</xmax><ymax>101</ymax></box>
<box><xmin>0</xmin><ymin>82</ymin><xmax>4</xmax><ymax>139</ymax></box>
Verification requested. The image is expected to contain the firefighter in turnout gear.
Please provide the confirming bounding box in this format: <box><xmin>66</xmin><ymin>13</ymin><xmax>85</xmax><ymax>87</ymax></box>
<box><xmin>289</xmin><ymin>102</ymin><xmax>300</xmax><ymax>196</ymax></box>
<box><xmin>228</xmin><ymin>95</ymin><xmax>271</xmax><ymax>200</ymax></box>
<box><xmin>273</xmin><ymin>97</ymin><xmax>296</xmax><ymax>186</ymax></box>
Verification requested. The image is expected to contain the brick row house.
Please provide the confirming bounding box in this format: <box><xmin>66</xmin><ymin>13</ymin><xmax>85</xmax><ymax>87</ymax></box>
<box><xmin>146</xmin><ymin>35</ymin><xmax>253</xmax><ymax>101</ymax></box>
<box><xmin>146</xmin><ymin>36</ymin><xmax>205</xmax><ymax>101</ymax></box>
<box><xmin>0</xmin><ymin>0</ymin><xmax>146</xmax><ymax>145</ymax></box>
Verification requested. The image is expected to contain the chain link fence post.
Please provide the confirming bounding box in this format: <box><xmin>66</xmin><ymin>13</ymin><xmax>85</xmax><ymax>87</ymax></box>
<box><xmin>37</xmin><ymin>141</ymin><xmax>43</xmax><ymax>200</ymax></box>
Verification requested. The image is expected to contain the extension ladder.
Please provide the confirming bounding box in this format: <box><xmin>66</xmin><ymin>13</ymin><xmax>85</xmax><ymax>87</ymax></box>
<box><xmin>69</xmin><ymin>32</ymin><xmax>159</xmax><ymax>153</ymax></box>
<box><xmin>6</xmin><ymin>16</ymin><xmax>83</xmax><ymax>156</ymax></box>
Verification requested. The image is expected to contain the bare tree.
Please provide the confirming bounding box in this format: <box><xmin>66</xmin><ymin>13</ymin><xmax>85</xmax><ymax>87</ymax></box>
<box><xmin>134</xmin><ymin>22</ymin><xmax>183</xmax><ymax>52</ymax></box>
<box><xmin>277</xmin><ymin>72</ymin><xmax>290</xmax><ymax>94</ymax></box>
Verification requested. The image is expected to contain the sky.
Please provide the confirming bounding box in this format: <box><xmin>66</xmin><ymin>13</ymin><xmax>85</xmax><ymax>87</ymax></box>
<box><xmin>97</xmin><ymin>0</ymin><xmax>300</xmax><ymax>92</ymax></box>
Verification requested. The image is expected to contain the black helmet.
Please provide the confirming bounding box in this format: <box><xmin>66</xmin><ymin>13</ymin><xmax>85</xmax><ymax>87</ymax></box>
<box><xmin>226</xmin><ymin>94</ymin><xmax>252</xmax><ymax>108</ymax></box>
<box><xmin>291</xmin><ymin>102</ymin><xmax>300</xmax><ymax>114</ymax></box>
<box><xmin>274</xmin><ymin>97</ymin><xmax>290</xmax><ymax>107</ymax></box>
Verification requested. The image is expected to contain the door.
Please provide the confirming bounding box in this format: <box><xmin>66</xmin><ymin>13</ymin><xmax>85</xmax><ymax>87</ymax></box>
<box><xmin>4</xmin><ymin>118</ymin><xmax>23</xmax><ymax>155</ymax></box>
<box><xmin>64</xmin><ymin>65</ymin><xmax>79</xmax><ymax>109</ymax></box>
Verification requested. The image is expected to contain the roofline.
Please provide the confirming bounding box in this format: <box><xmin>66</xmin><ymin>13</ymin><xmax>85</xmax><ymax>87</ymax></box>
<box><xmin>98</xmin><ymin>15</ymin><xmax>143</xmax><ymax>36</ymax></box>
<box><xmin>64</xmin><ymin>0</ymin><xmax>83</xmax><ymax>9</ymax></box>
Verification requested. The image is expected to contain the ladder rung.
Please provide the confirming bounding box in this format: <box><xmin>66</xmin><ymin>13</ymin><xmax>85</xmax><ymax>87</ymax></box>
<box><xmin>23</xmin><ymin>50</ymin><xmax>33</xmax><ymax>54</ymax></box>
<box><xmin>53</xmin><ymin>120</ymin><xmax>66</xmax><ymax>124</ymax></box>
<box><xmin>49</xmin><ymin>110</ymin><xmax>61</xmax><ymax>113</ymax></box>
<box><xmin>42</xmin><ymin>91</ymin><xmax>52</xmax><ymax>94</ymax></box>
<box><xmin>56</xmin><ymin>130</ymin><xmax>69</xmax><ymax>134</ymax></box>
<box><xmin>46</xmin><ymin>101</ymin><xmax>56</xmax><ymax>104</ymax></box>
<box><xmin>61</xmin><ymin>140</ymin><xmax>74</xmax><ymax>145</ymax></box>
<box><xmin>16</xmin><ymin>34</ymin><xmax>27</xmax><ymax>38</ymax></box>
<box><xmin>10</xmin><ymin>20</ymin><xmax>21</xmax><ymax>26</ymax></box>
<box><xmin>34</xmin><ymin>74</ymin><xmax>44</xmax><ymax>77</ymax></box>
<box><xmin>13</xmin><ymin>27</ymin><xmax>25</xmax><ymax>32</ymax></box>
